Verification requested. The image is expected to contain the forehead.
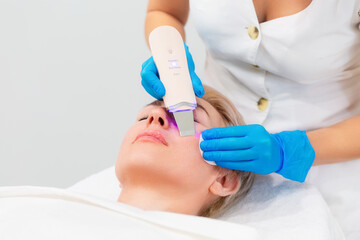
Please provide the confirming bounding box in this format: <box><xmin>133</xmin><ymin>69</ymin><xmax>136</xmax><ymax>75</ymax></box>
<box><xmin>143</xmin><ymin>98</ymin><xmax>225</xmax><ymax>128</ymax></box>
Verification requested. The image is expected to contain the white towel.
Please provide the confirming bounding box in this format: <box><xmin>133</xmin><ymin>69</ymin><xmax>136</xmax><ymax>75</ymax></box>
<box><xmin>306</xmin><ymin>158</ymin><xmax>360</xmax><ymax>240</ymax></box>
<box><xmin>0</xmin><ymin>186</ymin><xmax>258</xmax><ymax>240</ymax></box>
<box><xmin>218</xmin><ymin>174</ymin><xmax>344</xmax><ymax>240</ymax></box>
<box><xmin>68</xmin><ymin>167</ymin><xmax>345</xmax><ymax>239</ymax></box>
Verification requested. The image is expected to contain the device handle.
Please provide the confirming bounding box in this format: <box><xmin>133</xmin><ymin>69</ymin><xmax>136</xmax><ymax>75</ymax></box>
<box><xmin>149</xmin><ymin>26</ymin><xmax>197</xmax><ymax>112</ymax></box>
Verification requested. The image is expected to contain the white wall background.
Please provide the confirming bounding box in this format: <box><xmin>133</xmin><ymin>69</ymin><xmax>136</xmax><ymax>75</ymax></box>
<box><xmin>0</xmin><ymin>0</ymin><xmax>206</xmax><ymax>187</ymax></box>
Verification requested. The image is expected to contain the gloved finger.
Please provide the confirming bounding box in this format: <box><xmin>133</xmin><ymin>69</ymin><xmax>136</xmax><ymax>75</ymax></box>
<box><xmin>190</xmin><ymin>71</ymin><xmax>204</xmax><ymax>97</ymax></box>
<box><xmin>140</xmin><ymin>60</ymin><xmax>166</xmax><ymax>99</ymax></box>
<box><xmin>141</xmin><ymin>57</ymin><xmax>159</xmax><ymax>78</ymax></box>
<box><xmin>141</xmin><ymin>78</ymin><xmax>165</xmax><ymax>100</ymax></box>
<box><xmin>202</xmin><ymin>126</ymin><xmax>249</xmax><ymax>140</ymax></box>
<box><xmin>215</xmin><ymin>160</ymin><xmax>256</xmax><ymax>172</ymax></box>
<box><xmin>203</xmin><ymin>149</ymin><xmax>257</xmax><ymax>162</ymax></box>
<box><xmin>141</xmin><ymin>56</ymin><xmax>157</xmax><ymax>71</ymax></box>
<box><xmin>140</xmin><ymin>70</ymin><xmax>166</xmax><ymax>99</ymax></box>
<box><xmin>200</xmin><ymin>137</ymin><xmax>253</xmax><ymax>151</ymax></box>
<box><xmin>185</xmin><ymin>44</ymin><xmax>195</xmax><ymax>72</ymax></box>
<box><xmin>183</xmin><ymin>43</ymin><xmax>204</xmax><ymax>98</ymax></box>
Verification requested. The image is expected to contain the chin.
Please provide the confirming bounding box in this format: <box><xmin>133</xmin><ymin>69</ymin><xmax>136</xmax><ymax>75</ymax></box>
<box><xmin>117</xmin><ymin>149</ymin><xmax>165</xmax><ymax>172</ymax></box>
<box><xmin>115</xmin><ymin>156</ymin><xmax>181</xmax><ymax>187</ymax></box>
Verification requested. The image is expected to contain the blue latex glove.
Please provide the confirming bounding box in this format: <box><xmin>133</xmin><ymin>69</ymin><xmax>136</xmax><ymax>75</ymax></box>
<box><xmin>200</xmin><ymin>124</ymin><xmax>315</xmax><ymax>182</ymax></box>
<box><xmin>140</xmin><ymin>42</ymin><xmax>204</xmax><ymax>100</ymax></box>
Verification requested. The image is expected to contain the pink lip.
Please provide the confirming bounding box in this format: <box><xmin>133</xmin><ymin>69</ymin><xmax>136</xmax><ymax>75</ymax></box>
<box><xmin>133</xmin><ymin>130</ymin><xmax>168</xmax><ymax>146</ymax></box>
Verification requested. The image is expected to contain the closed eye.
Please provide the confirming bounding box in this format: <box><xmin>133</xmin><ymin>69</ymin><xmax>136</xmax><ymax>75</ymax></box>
<box><xmin>138</xmin><ymin>116</ymin><xmax>200</xmax><ymax>123</ymax></box>
<box><xmin>138</xmin><ymin>116</ymin><xmax>148</xmax><ymax>121</ymax></box>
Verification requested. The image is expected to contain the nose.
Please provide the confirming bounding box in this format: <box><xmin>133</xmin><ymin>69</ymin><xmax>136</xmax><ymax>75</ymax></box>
<box><xmin>146</xmin><ymin>108</ymin><xmax>170</xmax><ymax>129</ymax></box>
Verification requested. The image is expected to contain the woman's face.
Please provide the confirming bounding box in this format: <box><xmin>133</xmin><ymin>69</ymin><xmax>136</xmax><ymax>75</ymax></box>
<box><xmin>115</xmin><ymin>97</ymin><xmax>226</xmax><ymax>194</ymax></box>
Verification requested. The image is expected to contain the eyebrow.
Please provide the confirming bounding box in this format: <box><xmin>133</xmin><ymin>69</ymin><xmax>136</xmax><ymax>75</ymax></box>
<box><xmin>146</xmin><ymin>100</ymin><xmax>209</xmax><ymax>117</ymax></box>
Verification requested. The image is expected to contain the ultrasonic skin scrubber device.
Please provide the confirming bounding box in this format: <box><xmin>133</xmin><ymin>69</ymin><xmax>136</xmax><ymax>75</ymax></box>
<box><xmin>149</xmin><ymin>26</ymin><xmax>197</xmax><ymax>136</ymax></box>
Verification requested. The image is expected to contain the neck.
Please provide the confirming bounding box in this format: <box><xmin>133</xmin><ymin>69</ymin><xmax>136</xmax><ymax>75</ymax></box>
<box><xmin>117</xmin><ymin>184</ymin><xmax>205</xmax><ymax>216</ymax></box>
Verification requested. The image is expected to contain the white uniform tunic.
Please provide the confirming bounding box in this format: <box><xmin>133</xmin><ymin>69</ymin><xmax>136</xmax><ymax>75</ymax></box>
<box><xmin>190</xmin><ymin>0</ymin><xmax>360</xmax><ymax>133</ymax></box>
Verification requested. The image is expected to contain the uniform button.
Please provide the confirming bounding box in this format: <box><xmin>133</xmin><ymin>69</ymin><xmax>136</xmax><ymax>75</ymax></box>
<box><xmin>248</xmin><ymin>26</ymin><xmax>259</xmax><ymax>39</ymax></box>
<box><xmin>252</xmin><ymin>64</ymin><xmax>259</xmax><ymax>68</ymax></box>
<box><xmin>257</xmin><ymin>97</ymin><xmax>268</xmax><ymax>111</ymax></box>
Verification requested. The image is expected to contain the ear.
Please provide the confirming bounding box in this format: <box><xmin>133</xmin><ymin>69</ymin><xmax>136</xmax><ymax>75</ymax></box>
<box><xmin>209</xmin><ymin>170</ymin><xmax>240</xmax><ymax>197</ymax></box>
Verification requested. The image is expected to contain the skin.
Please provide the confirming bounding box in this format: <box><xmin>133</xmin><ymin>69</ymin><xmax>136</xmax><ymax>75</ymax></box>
<box><xmin>116</xmin><ymin>98</ymin><xmax>240</xmax><ymax>216</ymax></box>
<box><xmin>252</xmin><ymin>0</ymin><xmax>313</xmax><ymax>24</ymax></box>
<box><xmin>144</xmin><ymin>0</ymin><xmax>360</xmax><ymax>165</ymax></box>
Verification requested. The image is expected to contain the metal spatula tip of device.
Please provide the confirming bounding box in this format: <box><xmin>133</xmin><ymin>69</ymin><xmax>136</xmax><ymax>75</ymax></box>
<box><xmin>173</xmin><ymin>111</ymin><xmax>195</xmax><ymax>136</ymax></box>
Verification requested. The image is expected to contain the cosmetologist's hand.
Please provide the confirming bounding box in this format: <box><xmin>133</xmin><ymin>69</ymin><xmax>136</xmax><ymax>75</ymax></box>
<box><xmin>140</xmin><ymin>42</ymin><xmax>204</xmax><ymax>100</ymax></box>
<box><xmin>200</xmin><ymin>124</ymin><xmax>315</xmax><ymax>182</ymax></box>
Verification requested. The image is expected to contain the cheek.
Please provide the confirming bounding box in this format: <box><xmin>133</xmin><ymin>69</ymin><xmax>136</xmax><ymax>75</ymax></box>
<box><xmin>115</xmin><ymin>125</ymin><xmax>138</xmax><ymax>176</ymax></box>
<box><xmin>194</xmin><ymin>130</ymin><xmax>201</xmax><ymax>139</ymax></box>
<box><xmin>173</xmin><ymin>136</ymin><xmax>217</xmax><ymax>189</ymax></box>
<box><xmin>175</xmin><ymin>133</ymin><xmax>206</xmax><ymax>168</ymax></box>
<box><xmin>180</xmin><ymin>126</ymin><xmax>202</xmax><ymax>159</ymax></box>
<box><xmin>195</xmin><ymin>124</ymin><xmax>206</xmax><ymax>138</ymax></box>
<box><xmin>182</xmin><ymin>125</ymin><xmax>207</xmax><ymax>165</ymax></box>
<box><xmin>119</xmin><ymin>125</ymin><xmax>138</xmax><ymax>151</ymax></box>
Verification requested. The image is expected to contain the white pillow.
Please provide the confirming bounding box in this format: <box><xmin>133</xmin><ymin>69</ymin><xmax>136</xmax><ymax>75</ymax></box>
<box><xmin>68</xmin><ymin>166</ymin><xmax>344</xmax><ymax>239</ymax></box>
<box><xmin>69</xmin><ymin>166</ymin><xmax>121</xmax><ymax>201</ymax></box>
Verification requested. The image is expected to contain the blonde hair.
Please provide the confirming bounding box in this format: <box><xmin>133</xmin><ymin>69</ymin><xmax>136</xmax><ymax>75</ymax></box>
<box><xmin>198</xmin><ymin>85</ymin><xmax>255</xmax><ymax>218</ymax></box>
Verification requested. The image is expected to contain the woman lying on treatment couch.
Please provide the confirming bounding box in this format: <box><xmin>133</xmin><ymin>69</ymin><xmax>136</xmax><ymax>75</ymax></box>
<box><xmin>0</xmin><ymin>85</ymin><xmax>258</xmax><ymax>239</ymax></box>
<box><xmin>1</xmin><ymin>85</ymin><xmax>342</xmax><ymax>240</ymax></box>
<box><xmin>116</xmin><ymin>85</ymin><xmax>255</xmax><ymax>218</ymax></box>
